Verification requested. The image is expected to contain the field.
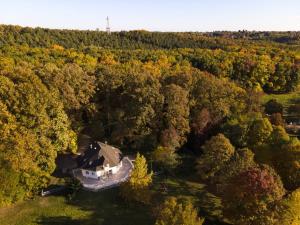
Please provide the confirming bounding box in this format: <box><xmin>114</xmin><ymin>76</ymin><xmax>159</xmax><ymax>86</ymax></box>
<box><xmin>262</xmin><ymin>86</ymin><xmax>300</xmax><ymax>110</ymax></box>
<box><xmin>0</xmin><ymin>175</ymin><xmax>225</xmax><ymax>225</ymax></box>
<box><xmin>0</xmin><ymin>188</ymin><xmax>154</xmax><ymax>225</ymax></box>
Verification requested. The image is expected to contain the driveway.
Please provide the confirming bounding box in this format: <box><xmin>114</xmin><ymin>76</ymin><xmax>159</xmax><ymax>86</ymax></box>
<box><xmin>73</xmin><ymin>157</ymin><xmax>133</xmax><ymax>191</ymax></box>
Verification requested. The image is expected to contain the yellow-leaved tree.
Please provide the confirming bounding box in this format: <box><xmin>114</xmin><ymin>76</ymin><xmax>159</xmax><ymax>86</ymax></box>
<box><xmin>155</xmin><ymin>197</ymin><xmax>204</xmax><ymax>225</ymax></box>
<box><xmin>121</xmin><ymin>153</ymin><xmax>153</xmax><ymax>204</ymax></box>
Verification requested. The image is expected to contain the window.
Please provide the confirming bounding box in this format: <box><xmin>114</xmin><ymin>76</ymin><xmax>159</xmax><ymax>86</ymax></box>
<box><xmin>85</xmin><ymin>171</ymin><xmax>89</xmax><ymax>175</ymax></box>
<box><xmin>92</xmin><ymin>172</ymin><xmax>95</xmax><ymax>175</ymax></box>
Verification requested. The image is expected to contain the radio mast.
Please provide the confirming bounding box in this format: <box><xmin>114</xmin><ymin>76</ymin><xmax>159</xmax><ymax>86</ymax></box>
<box><xmin>106</xmin><ymin>16</ymin><xmax>111</xmax><ymax>34</ymax></box>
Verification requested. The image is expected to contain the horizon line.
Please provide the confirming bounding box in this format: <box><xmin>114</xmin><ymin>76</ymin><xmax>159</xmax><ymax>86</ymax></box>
<box><xmin>1</xmin><ymin>23</ymin><xmax>300</xmax><ymax>33</ymax></box>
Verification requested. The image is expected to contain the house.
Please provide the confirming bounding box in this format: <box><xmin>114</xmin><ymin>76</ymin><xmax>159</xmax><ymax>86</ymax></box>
<box><xmin>78</xmin><ymin>141</ymin><xmax>123</xmax><ymax>180</ymax></box>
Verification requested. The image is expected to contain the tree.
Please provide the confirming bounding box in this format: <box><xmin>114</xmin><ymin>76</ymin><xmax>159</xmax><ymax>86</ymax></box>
<box><xmin>120</xmin><ymin>153</ymin><xmax>153</xmax><ymax>204</ymax></box>
<box><xmin>155</xmin><ymin>197</ymin><xmax>204</xmax><ymax>225</ymax></box>
<box><xmin>191</xmin><ymin>108</ymin><xmax>211</xmax><ymax>136</ymax></box>
<box><xmin>189</xmin><ymin>108</ymin><xmax>213</xmax><ymax>150</ymax></box>
<box><xmin>162</xmin><ymin>84</ymin><xmax>190</xmax><ymax>145</ymax></box>
<box><xmin>247</xmin><ymin>117</ymin><xmax>273</xmax><ymax>148</ymax></box>
<box><xmin>0</xmin><ymin>162</ymin><xmax>25</xmax><ymax>206</ymax></box>
<box><xmin>95</xmin><ymin>63</ymin><xmax>163</xmax><ymax>149</ymax></box>
<box><xmin>222</xmin><ymin>114</ymin><xmax>253</xmax><ymax>148</ymax></box>
<box><xmin>191</xmin><ymin>71</ymin><xmax>246</xmax><ymax>124</ymax></box>
<box><xmin>212</xmin><ymin>148</ymin><xmax>256</xmax><ymax>192</ymax></box>
<box><xmin>39</xmin><ymin>63</ymin><xmax>96</xmax><ymax>111</ymax></box>
<box><xmin>152</xmin><ymin>146</ymin><xmax>179</xmax><ymax>171</ymax></box>
<box><xmin>0</xmin><ymin>64</ymin><xmax>76</xmax><ymax>205</ymax></box>
<box><xmin>159</xmin><ymin>127</ymin><xmax>181</xmax><ymax>149</ymax></box>
<box><xmin>270</xmin><ymin>113</ymin><xmax>284</xmax><ymax>126</ymax></box>
<box><xmin>278</xmin><ymin>188</ymin><xmax>300</xmax><ymax>225</ymax></box>
<box><xmin>264</xmin><ymin>99</ymin><xmax>283</xmax><ymax>115</ymax></box>
<box><xmin>271</xmin><ymin>137</ymin><xmax>300</xmax><ymax>190</ymax></box>
<box><xmin>222</xmin><ymin>165</ymin><xmax>285</xmax><ymax>225</ymax></box>
<box><xmin>196</xmin><ymin>134</ymin><xmax>235</xmax><ymax>180</ymax></box>
<box><xmin>256</xmin><ymin>126</ymin><xmax>300</xmax><ymax>190</ymax></box>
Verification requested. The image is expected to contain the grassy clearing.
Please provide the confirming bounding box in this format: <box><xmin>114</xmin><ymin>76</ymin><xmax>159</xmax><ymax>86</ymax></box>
<box><xmin>0</xmin><ymin>188</ymin><xmax>154</xmax><ymax>225</ymax></box>
<box><xmin>262</xmin><ymin>86</ymin><xmax>300</xmax><ymax>109</ymax></box>
<box><xmin>0</xmin><ymin>176</ymin><xmax>224</xmax><ymax>225</ymax></box>
<box><xmin>0</xmin><ymin>153</ymin><xmax>224</xmax><ymax>225</ymax></box>
<box><xmin>152</xmin><ymin>176</ymin><xmax>223</xmax><ymax>223</ymax></box>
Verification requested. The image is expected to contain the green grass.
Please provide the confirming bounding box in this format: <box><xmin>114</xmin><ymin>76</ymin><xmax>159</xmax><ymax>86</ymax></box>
<box><xmin>152</xmin><ymin>176</ymin><xmax>223</xmax><ymax>222</ymax></box>
<box><xmin>0</xmin><ymin>177</ymin><xmax>224</xmax><ymax>225</ymax></box>
<box><xmin>0</xmin><ymin>153</ymin><xmax>223</xmax><ymax>225</ymax></box>
<box><xmin>262</xmin><ymin>86</ymin><xmax>300</xmax><ymax>109</ymax></box>
<box><xmin>0</xmin><ymin>188</ymin><xmax>154</xmax><ymax>225</ymax></box>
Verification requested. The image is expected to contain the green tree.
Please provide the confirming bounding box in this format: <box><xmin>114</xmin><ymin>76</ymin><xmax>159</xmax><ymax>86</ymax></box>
<box><xmin>196</xmin><ymin>134</ymin><xmax>235</xmax><ymax>180</ymax></box>
<box><xmin>162</xmin><ymin>84</ymin><xmax>190</xmax><ymax>145</ymax></box>
<box><xmin>264</xmin><ymin>99</ymin><xmax>283</xmax><ymax>115</ymax></box>
<box><xmin>191</xmin><ymin>71</ymin><xmax>246</xmax><ymax>124</ymax></box>
<box><xmin>39</xmin><ymin>63</ymin><xmax>96</xmax><ymax>111</ymax></box>
<box><xmin>256</xmin><ymin>126</ymin><xmax>300</xmax><ymax>190</ymax></box>
<box><xmin>152</xmin><ymin>146</ymin><xmax>179</xmax><ymax>171</ymax></box>
<box><xmin>0</xmin><ymin>64</ymin><xmax>76</xmax><ymax>205</ymax></box>
<box><xmin>247</xmin><ymin>117</ymin><xmax>273</xmax><ymax>148</ymax></box>
<box><xmin>212</xmin><ymin>148</ymin><xmax>256</xmax><ymax>192</ymax></box>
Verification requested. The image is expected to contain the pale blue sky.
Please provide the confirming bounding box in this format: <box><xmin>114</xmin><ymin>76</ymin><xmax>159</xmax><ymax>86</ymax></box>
<box><xmin>0</xmin><ymin>0</ymin><xmax>299</xmax><ymax>31</ymax></box>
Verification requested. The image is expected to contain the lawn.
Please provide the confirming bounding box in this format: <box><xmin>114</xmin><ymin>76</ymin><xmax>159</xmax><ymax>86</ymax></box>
<box><xmin>0</xmin><ymin>177</ymin><xmax>225</xmax><ymax>225</ymax></box>
<box><xmin>0</xmin><ymin>188</ymin><xmax>154</xmax><ymax>225</ymax></box>
<box><xmin>152</xmin><ymin>176</ymin><xmax>224</xmax><ymax>224</ymax></box>
<box><xmin>0</xmin><ymin>152</ymin><xmax>225</xmax><ymax>225</ymax></box>
<box><xmin>262</xmin><ymin>86</ymin><xmax>300</xmax><ymax>110</ymax></box>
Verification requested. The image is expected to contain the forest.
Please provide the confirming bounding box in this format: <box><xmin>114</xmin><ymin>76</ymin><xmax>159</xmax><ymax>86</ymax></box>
<box><xmin>0</xmin><ymin>25</ymin><xmax>300</xmax><ymax>225</ymax></box>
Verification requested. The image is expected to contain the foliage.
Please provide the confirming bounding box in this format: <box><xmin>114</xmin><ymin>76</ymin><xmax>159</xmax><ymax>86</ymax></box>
<box><xmin>155</xmin><ymin>197</ymin><xmax>204</xmax><ymax>225</ymax></box>
<box><xmin>222</xmin><ymin>165</ymin><xmax>285</xmax><ymax>225</ymax></box>
<box><xmin>121</xmin><ymin>153</ymin><xmax>153</xmax><ymax>204</ymax></box>
<box><xmin>162</xmin><ymin>84</ymin><xmax>190</xmax><ymax>145</ymax></box>
<box><xmin>0</xmin><ymin>64</ymin><xmax>77</xmax><ymax>205</ymax></box>
<box><xmin>247</xmin><ymin>117</ymin><xmax>273</xmax><ymax>147</ymax></box>
<box><xmin>278</xmin><ymin>188</ymin><xmax>300</xmax><ymax>225</ymax></box>
<box><xmin>212</xmin><ymin>148</ymin><xmax>256</xmax><ymax>191</ymax></box>
<box><xmin>255</xmin><ymin>126</ymin><xmax>300</xmax><ymax>190</ymax></box>
<box><xmin>0</xmin><ymin>25</ymin><xmax>299</xmax><ymax>225</ymax></box>
<box><xmin>152</xmin><ymin>146</ymin><xmax>179</xmax><ymax>171</ymax></box>
<box><xmin>269</xmin><ymin>113</ymin><xmax>284</xmax><ymax>126</ymax></box>
<box><xmin>196</xmin><ymin>134</ymin><xmax>235</xmax><ymax>180</ymax></box>
<box><xmin>264</xmin><ymin>99</ymin><xmax>283</xmax><ymax>115</ymax></box>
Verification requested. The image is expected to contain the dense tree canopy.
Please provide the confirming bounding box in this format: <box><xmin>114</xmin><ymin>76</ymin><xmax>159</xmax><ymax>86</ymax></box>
<box><xmin>0</xmin><ymin>25</ymin><xmax>299</xmax><ymax>225</ymax></box>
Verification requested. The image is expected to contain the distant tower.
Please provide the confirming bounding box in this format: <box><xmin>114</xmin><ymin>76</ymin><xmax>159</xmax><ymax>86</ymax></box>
<box><xmin>106</xmin><ymin>16</ymin><xmax>111</xmax><ymax>34</ymax></box>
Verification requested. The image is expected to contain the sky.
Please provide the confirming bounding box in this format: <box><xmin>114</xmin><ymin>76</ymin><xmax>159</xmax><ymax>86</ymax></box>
<box><xmin>0</xmin><ymin>0</ymin><xmax>300</xmax><ymax>32</ymax></box>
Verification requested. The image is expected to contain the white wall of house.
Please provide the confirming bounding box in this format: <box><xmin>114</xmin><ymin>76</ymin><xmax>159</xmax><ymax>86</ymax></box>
<box><xmin>81</xmin><ymin>169</ymin><xmax>99</xmax><ymax>179</ymax></box>
<box><xmin>110</xmin><ymin>161</ymin><xmax>122</xmax><ymax>174</ymax></box>
<box><xmin>81</xmin><ymin>161</ymin><xmax>123</xmax><ymax>179</ymax></box>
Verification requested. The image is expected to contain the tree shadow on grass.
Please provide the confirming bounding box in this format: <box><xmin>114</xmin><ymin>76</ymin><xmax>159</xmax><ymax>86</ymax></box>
<box><xmin>36</xmin><ymin>187</ymin><xmax>154</xmax><ymax>225</ymax></box>
<box><xmin>36</xmin><ymin>216</ymin><xmax>82</xmax><ymax>225</ymax></box>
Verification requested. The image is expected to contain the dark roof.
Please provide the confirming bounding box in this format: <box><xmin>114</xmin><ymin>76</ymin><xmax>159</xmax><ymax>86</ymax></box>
<box><xmin>78</xmin><ymin>142</ymin><xmax>122</xmax><ymax>171</ymax></box>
